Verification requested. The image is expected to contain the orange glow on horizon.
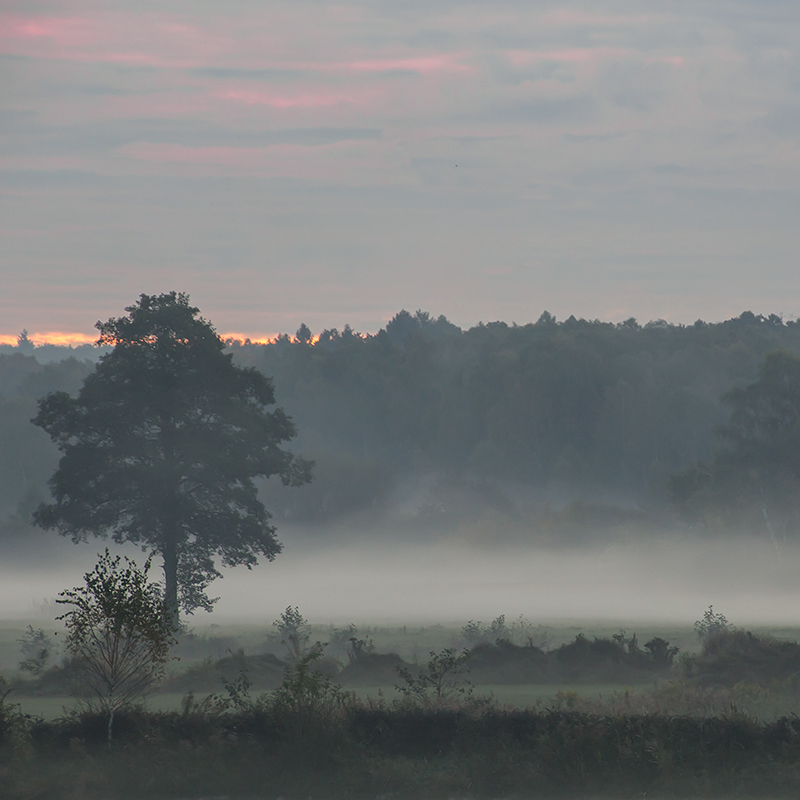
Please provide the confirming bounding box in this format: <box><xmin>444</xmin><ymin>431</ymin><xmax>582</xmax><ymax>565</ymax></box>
<box><xmin>0</xmin><ymin>331</ymin><xmax>98</xmax><ymax>347</ymax></box>
<box><xmin>220</xmin><ymin>332</ymin><xmax>284</xmax><ymax>345</ymax></box>
<box><xmin>0</xmin><ymin>331</ymin><xmax>294</xmax><ymax>347</ymax></box>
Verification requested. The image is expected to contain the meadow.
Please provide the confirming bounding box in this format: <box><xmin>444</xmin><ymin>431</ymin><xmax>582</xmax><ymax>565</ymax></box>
<box><xmin>5</xmin><ymin>615</ymin><xmax>800</xmax><ymax>798</ymax></box>
<box><xmin>0</xmin><ymin>616</ymin><xmax>705</xmax><ymax>716</ymax></box>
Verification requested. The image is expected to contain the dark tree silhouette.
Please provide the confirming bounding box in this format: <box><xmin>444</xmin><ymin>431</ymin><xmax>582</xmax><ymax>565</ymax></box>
<box><xmin>671</xmin><ymin>350</ymin><xmax>800</xmax><ymax>543</ymax></box>
<box><xmin>33</xmin><ymin>292</ymin><xmax>311</xmax><ymax>621</ymax></box>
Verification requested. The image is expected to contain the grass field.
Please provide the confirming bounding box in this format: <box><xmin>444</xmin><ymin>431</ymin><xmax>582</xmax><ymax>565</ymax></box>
<box><xmin>8</xmin><ymin>617</ymin><xmax>800</xmax><ymax>798</ymax></box>
<box><xmin>11</xmin><ymin>682</ymin><xmax>655</xmax><ymax>720</ymax></box>
<box><xmin>0</xmin><ymin>617</ymin><xmax>711</xmax><ymax>669</ymax></box>
<box><xmin>6</xmin><ymin>615</ymin><xmax>800</xmax><ymax>721</ymax></box>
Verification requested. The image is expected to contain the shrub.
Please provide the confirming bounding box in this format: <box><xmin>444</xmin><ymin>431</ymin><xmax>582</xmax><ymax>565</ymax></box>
<box><xmin>694</xmin><ymin>605</ymin><xmax>732</xmax><ymax>643</ymax></box>
<box><xmin>396</xmin><ymin>648</ymin><xmax>472</xmax><ymax>706</ymax></box>
<box><xmin>17</xmin><ymin>626</ymin><xmax>57</xmax><ymax>677</ymax></box>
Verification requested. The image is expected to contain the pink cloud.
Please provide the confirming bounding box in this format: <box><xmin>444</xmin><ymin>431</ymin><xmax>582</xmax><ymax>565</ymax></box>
<box><xmin>1</xmin><ymin>15</ymin><xmax>97</xmax><ymax>47</ymax></box>
<box><xmin>0</xmin><ymin>11</ymin><xmax>475</xmax><ymax>79</ymax></box>
<box><xmin>341</xmin><ymin>55</ymin><xmax>473</xmax><ymax>75</ymax></box>
<box><xmin>0</xmin><ymin>12</ymin><xmax>233</xmax><ymax>69</ymax></box>
<box><xmin>218</xmin><ymin>87</ymin><xmax>378</xmax><ymax>109</ymax></box>
<box><xmin>653</xmin><ymin>55</ymin><xmax>685</xmax><ymax>67</ymax></box>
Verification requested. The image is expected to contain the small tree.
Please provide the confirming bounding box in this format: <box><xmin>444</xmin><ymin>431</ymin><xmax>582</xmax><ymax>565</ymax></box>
<box><xmin>17</xmin><ymin>626</ymin><xmax>57</xmax><ymax>677</ymax></box>
<box><xmin>57</xmin><ymin>550</ymin><xmax>176</xmax><ymax>744</ymax></box>
<box><xmin>694</xmin><ymin>605</ymin><xmax>732</xmax><ymax>643</ymax></box>
<box><xmin>273</xmin><ymin>606</ymin><xmax>315</xmax><ymax>661</ymax></box>
<box><xmin>396</xmin><ymin>648</ymin><xmax>472</xmax><ymax>706</ymax></box>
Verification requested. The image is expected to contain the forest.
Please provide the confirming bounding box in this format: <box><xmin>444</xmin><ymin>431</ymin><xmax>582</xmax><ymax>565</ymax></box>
<box><xmin>2</xmin><ymin>308</ymin><xmax>799</xmax><ymax>543</ymax></box>
<box><xmin>5</xmin><ymin>305</ymin><xmax>800</xmax><ymax>798</ymax></box>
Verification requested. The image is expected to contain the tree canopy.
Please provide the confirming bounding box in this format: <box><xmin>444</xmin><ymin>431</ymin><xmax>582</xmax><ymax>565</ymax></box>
<box><xmin>671</xmin><ymin>349</ymin><xmax>800</xmax><ymax>542</ymax></box>
<box><xmin>7</xmin><ymin>306</ymin><xmax>800</xmax><ymax>545</ymax></box>
<box><xmin>33</xmin><ymin>292</ymin><xmax>311</xmax><ymax>619</ymax></box>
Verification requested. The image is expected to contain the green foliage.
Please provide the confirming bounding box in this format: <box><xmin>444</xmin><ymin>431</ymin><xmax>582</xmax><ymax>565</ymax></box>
<box><xmin>10</xmin><ymin>619</ymin><xmax>800</xmax><ymax>798</ymax></box>
<box><xmin>237</xmin><ymin>308</ymin><xmax>800</xmax><ymax>525</ymax></box>
<box><xmin>694</xmin><ymin>605</ymin><xmax>732</xmax><ymax>643</ymax></box>
<box><xmin>644</xmin><ymin>636</ymin><xmax>680</xmax><ymax>667</ymax></box>
<box><xmin>16</xmin><ymin>626</ymin><xmax>57</xmax><ymax>676</ymax></box>
<box><xmin>681</xmin><ymin>627</ymin><xmax>800</xmax><ymax>689</ymax></box>
<box><xmin>346</xmin><ymin>634</ymin><xmax>375</xmax><ymax>664</ymax></box>
<box><xmin>10</xmin><ymin>703</ymin><xmax>800</xmax><ymax>799</ymax></box>
<box><xmin>611</xmin><ymin>629</ymin><xmax>639</xmax><ymax>654</ymax></box>
<box><xmin>672</xmin><ymin>350</ymin><xmax>800</xmax><ymax>539</ymax></box>
<box><xmin>273</xmin><ymin>605</ymin><xmax>314</xmax><ymax>660</ymax></box>
<box><xmin>32</xmin><ymin>292</ymin><xmax>311</xmax><ymax>618</ymax></box>
<box><xmin>5</xmin><ymin>308</ymin><xmax>800</xmax><ymax>537</ymax></box>
<box><xmin>272</xmin><ymin>651</ymin><xmax>354</xmax><ymax>726</ymax></box>
<box><xmin>396</xmin><ymin>648</ymin><xmax>472</xmax><ymax>705</ymax></box>
<box><xmin>0</xmin><ymin>676</ymin><xmax>30</xmax><ymax>746</ymax></box>
<box><xmin>56</xmin><ymin>550</ymin><xmax>176</xmax><ymax>742</ymax></box>
<box><xmin>461</xmin><ymin>615</ymin><xmax>509</xmax><ymax>646</ymax></box>
<box><xmin>0</xmin><ymin>354</ymin><xmax>96</xmax><ymax>524</ymax></box>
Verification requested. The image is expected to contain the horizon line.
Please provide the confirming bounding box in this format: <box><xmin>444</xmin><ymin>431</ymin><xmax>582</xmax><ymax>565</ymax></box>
<box><xmin>0</xmin><ymin>310</ymin><xmax>790</xmax><ymax>349</ymax></box>
<box><xmin>0</xmin><ymin>331</ymin><xmax>283</xmax><ymax>347</ymax></box>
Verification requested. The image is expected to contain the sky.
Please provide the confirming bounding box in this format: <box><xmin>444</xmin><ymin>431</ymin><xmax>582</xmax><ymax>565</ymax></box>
<box><xmin>2</xmin><ymin>0</ymin><xmax>799</xmax><ymax>343</ymax></box>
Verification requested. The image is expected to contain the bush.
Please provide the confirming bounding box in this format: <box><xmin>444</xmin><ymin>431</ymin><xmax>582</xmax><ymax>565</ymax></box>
<box><xmin>694</xmin><ymin>605</ymin><xmax>732</xmax><ymax>642</ymax></box>
<box><xmin>396</xmin><ymin>648</ymin><xmax>472</xmax><ymax>706</ymax></box>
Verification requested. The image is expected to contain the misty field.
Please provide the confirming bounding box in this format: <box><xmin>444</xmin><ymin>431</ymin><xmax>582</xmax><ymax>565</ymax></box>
<box><xmin>7</xmin><ymin>308</ymin><xmax>800</xmax><ymax>799</ymax></box>
<box><xmin>3</xmin><ymin>618</ymin><xmax>680</xmax><ymax>719</ymax></box>
<box><xmin>6</xmin><ymin>615</ymin><xmax>800</xmax><ymax>798</ymax></box>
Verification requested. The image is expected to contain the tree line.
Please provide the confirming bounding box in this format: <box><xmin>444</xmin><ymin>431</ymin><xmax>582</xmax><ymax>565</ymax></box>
<box><xmin>4</xmin><ymin>308</ymin><xmax>800</xmax><ymax>529</ymax></box>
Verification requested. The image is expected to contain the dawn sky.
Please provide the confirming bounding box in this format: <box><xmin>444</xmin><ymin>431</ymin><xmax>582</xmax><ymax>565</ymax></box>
<box><xmin>2</xmin><ymin>0</ymin><xmax>799</xmax><ymax>342</ymax></box>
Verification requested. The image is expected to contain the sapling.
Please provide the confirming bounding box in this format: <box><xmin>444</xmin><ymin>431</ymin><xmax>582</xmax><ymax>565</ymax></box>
<box><xmin>57</xmin><ymin>549</ymin><xmax>176</xmax><ymax>744</ymax></box>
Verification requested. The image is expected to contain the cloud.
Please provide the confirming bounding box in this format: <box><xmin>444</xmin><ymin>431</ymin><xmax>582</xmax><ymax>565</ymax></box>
<box><xmin>764</xmin><ymin>103</ymin><xmax>800</xmax><ymax>137</ymax></box>
<box><xmin>3</xmin><ymin>0</ymin><xmax>800</xmax><ymax>337</ymax></box>
<box><xmin>467</xmin><ymin>95</ymin><xmax>598</xmax><ymax>125</ymax></box>
<box><xmin>0</xmin><ymin>168</ymin><xmax>104</xmax><ymax>188</ymax></box>
<box><xmin>217</xmin><ymin>87</ymin><xmax>380</xmax><ymax>109</ymax></box>
<box><xmin>114</xmin><ymin>139</ymin><xmax>387</xmax><ymax>182</ymax></box>
<box><xmin>2</xmin><ymin>117</ymin><xmax>383</xmax><ymax>160</ymax></box>
<box><xmin>563</xmin><ymin>132</ymin><xmax>625</xmax><ymax>143</ymax></box>
<box><xmin>506</xmin><ymin>47</ymin><xmax>632</xmax><ymax>67</ymax></box>
<box><xmin>339</xmin><ymin>54</ymin><xmax>473</xmax><ymax>75</ymax></box>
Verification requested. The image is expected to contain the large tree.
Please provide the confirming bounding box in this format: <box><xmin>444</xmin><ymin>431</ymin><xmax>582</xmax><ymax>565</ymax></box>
<box><xmin>33</xmin><ymin>292</ymin><xmax>311</xmax><ymax>620</ymax></box>
<box><xmin>670</xmin><ymin>349</ymin><xmax>800</xmax><ymax>545</ymax></box>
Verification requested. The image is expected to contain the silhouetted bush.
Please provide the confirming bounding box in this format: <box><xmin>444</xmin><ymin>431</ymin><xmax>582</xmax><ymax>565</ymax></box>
<box><xmin>684</xmin><ymin>629</ymin><xmax>800</xmax><ymax>687</ymax></box>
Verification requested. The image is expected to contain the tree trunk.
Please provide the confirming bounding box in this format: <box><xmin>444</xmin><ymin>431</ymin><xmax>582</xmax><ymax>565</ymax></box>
<box><xmin>162</xmin><ymin>538</ymin><xmax>180</xmax><ymax>629</ymax></box>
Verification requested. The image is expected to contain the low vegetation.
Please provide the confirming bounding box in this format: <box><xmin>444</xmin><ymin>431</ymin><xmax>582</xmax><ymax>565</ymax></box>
<box><xmin>5</xmin><ymin>608</ymin><xmax>800</xmax><ymax>798</ymax></box>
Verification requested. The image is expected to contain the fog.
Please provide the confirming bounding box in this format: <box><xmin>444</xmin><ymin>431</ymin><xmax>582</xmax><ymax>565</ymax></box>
<box><xmin>3</xmin><ymin>527</ymin><xmax>798</xmax><ymax>628</ymax></box>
